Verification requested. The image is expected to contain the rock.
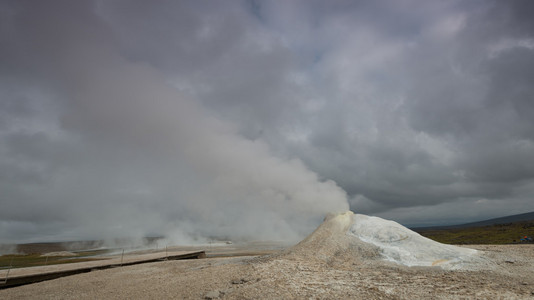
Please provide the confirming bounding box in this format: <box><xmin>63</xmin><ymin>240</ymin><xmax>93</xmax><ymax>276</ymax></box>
<box><xmin>231</xmin><ymin>278</ymin><xmax>249</xmax><ymax>284</ymax></box>
<box><xmin>204</xmin><ymin>290</ymin><xmax>220</xmax><ymax>299</ymax></box>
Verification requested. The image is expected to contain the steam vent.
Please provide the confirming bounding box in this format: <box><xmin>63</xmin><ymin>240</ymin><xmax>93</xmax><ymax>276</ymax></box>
<box><xmin>288</xmin><ymin>211</ymin><xmax>482</xmax><ymax>270</ymax></box>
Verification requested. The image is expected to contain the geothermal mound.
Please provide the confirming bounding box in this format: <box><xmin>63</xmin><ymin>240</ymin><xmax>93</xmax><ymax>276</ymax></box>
<box><xmin>288</xmin><ymin>211</ymin><xmax>482</xmax><ymax>270</ymax></box>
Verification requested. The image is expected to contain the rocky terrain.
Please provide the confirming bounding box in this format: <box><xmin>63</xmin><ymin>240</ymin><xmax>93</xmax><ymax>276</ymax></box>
<box><xmin>2</xmin><ymin>212</ymin><xmax>534</xmax><ymax>299</ymax></box>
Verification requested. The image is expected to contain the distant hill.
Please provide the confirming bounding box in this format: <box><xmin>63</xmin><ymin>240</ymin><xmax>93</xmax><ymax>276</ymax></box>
<box><xmin>455</xmin><ymin>211</ymin><xmax>534</xmax><ymax>228</ymax></box>
<box><xmin>413</xmin><ymin>211</ymin><xmax>534</xmax><ymax>231</ymax></box>
<box><xmin>413</xmin><ymin>211</ymin><xmax>534</xmax><ymax>244</ymax></box>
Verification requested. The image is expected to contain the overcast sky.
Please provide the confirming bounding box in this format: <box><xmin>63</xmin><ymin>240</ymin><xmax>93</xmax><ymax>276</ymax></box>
<box><xmin>1</xmin><ymin>0</ymin><xmax>534</xmax><ymax>244</ymax></box>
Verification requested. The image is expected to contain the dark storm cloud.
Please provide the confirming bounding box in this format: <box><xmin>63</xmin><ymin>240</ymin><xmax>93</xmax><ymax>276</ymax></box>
<box><xmin>404</xmin><ymin>1</ymin><xmax>534</xmax><ymax>192</ymax></box>
<box><xmin>229</xmin><ymin>0</ymin><xmax>534</xmax><ymax>224</ymax></box>
<box><xmin>1</xmin><ymin>0</ymin><xmax>534</xmax><ymax>244</ymax></box>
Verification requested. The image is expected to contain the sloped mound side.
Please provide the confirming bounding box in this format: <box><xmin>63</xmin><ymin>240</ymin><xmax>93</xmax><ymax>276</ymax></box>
<box><xmin>348</xmin><ymin>214</ymin><xmax>480</xmax><ymax>269</ymax></box>
<box><xmin>284</xmin><ymin>211</ymin><xmax>484</xmax><ymax>270</ymax></box>
<box><xmin>282</xmin><ymin>211</ymin><xmax>380</xmax><ymax>263</ymax></box>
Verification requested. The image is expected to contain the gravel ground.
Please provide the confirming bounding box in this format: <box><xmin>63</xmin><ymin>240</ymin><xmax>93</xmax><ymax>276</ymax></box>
<box><xmin>2</xmin><ymin>215</ymin><xmax>533</xmax><ymax>299</ymax></box>
<box><xmin>1</xmin><ymin>244</ymin><xmax>533</xmax><ymax>299</ymax></box>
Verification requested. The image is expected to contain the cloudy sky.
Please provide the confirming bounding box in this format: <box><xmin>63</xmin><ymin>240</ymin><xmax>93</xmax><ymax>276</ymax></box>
<box><xmin>1</xmin><ymin>0</ymin><xmax>534</xmax><ymax>244</ymax></box>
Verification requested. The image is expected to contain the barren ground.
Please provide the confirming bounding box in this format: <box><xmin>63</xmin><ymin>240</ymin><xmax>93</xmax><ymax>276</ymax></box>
<box><xmin>1</xmin><ymin>243</ymin><xmax>533</xmax><ymax>299</ymax></box>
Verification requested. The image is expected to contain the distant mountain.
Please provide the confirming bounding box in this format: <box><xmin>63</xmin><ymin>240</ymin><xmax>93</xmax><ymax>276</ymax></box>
<box><xmin>414</xmin><ymin>211</ymin><xmax>534</xmax><ymax>231</ymax></box>
<box><xmin>455</xmin><ymin>211</ymin><xmax>534</xmax><ymax>228</ymax></box>
<box><xmin>413</xmin><ymin>211</ymin><xmax>534</xmax><ymax>244</ymax></box>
